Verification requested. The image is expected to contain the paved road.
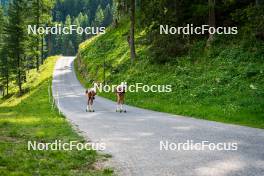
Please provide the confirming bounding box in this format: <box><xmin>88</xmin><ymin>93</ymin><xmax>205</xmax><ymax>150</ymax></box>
<box><xmin>52</xmin><ymin>56</ymin><xmax>264</xmax><ymax>176</ymax></box>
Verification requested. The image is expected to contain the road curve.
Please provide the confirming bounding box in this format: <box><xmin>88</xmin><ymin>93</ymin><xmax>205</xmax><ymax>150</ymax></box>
<box><xmin>52</xmin><ymin>56</ymin><xmax>264</xmax><ymax>176</ymax></box>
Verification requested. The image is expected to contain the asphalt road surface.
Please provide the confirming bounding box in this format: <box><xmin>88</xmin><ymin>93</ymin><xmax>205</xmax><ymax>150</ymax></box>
<box><xmin>52</xmin><ymin>56</ymin><xmax>264</xmax><ymax>176</ymax></box>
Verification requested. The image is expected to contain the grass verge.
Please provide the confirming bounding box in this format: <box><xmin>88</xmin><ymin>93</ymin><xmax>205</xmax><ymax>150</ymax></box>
<box><xmin>0</xmin><ymin>56</ymin><xmax>113</xmax><ymax>175</ymax></box>
<box><xmin>75</xmin><ymin>18</ymin><xmax>264</xmax><ymax>129</ymax></box>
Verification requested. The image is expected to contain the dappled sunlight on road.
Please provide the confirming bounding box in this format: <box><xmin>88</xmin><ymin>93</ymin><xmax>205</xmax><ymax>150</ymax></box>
<box><xmin>171</xmin><ymin>125</ymin><xmax>196</xmax><ymax>131</ymax></box>
<box><xmin>53</xmin><ymin>56</ymin><xmax>264</xmax><ymax>176</ymax></box>
<box><xmin>195</xmin><ymin>158</ymin><xmax>246</xmax><ymax>176</ymax></box>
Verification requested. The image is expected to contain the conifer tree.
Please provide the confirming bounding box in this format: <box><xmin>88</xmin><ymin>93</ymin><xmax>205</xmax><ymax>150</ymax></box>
<box><xmin>62</xmin><ymin>15</ymin><xmax>73</xmax><ymax>55</ymax></box>
<box><xmin>0</xmin><ymin>5</ymin><xmax>8</xmax><ymax>96</ymax></box>
<box><xmin>30</xmin><ymin>0</ymin><xmax>54</xmax><ymax>68</ymax></box>
<box><xmin>103</xmin><ymin>4</ymin><xmax>113</xmax><ymax>26</ymax></box>
<box><xmin>129</xmin><ymin>0</ymin><xmax>136</xmax><ymax>62</ymax></box>
<box><xmin>31</xmin><ymin>0</ymin><xmax>41</xmax><ymax>71</ymax></box>
<box><xmin>0</xmin><ymin>6</ymin><xmax>3</xmax><ymax>49</ymax></box>
<box><xmin>5</xmin><ymin>0</ymin><xmax>27</xmax><ymax>95</ymax></box>
<box><xmin>0</xmin><ymin>45</ymin><xmax>10</xmax><ymax>96</ymax></box>
<box><xmin>94</xmin><ymin>5</ymin><xmax>104</xmax><ymax>27</ymax></box>
<box><xmin>72</xmin><ymin>17</ymin><xmax>82</xmax><ymax>52</ymax></box>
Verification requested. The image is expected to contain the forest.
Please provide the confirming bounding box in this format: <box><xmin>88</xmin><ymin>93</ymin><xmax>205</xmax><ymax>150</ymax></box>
<box><xmin>0</xmin><ymin>0</ymin><xmax>113</xmax><ymax>95</ymax></box>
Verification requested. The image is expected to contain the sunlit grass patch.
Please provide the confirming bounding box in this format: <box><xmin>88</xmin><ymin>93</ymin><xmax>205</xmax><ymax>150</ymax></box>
<box><xmin>0</xmin><ymin>56</ymin><xmax>113</xmax><ymax>175</ymax></box>
<box><xmin>76</xmin><ymin>18</ymin><xmax>264</xmax><ymax>129</ymax></box>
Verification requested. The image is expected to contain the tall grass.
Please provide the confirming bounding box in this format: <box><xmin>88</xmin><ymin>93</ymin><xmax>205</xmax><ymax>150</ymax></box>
<box><xmin>76</xmin><ymin>19</ymin><xmax>264</xmax><ymax>129</ymax></box>
<box><xmin>0</xmin><ymin>56</ymin><xmax>113</xmax><ymax>175</ymax></box>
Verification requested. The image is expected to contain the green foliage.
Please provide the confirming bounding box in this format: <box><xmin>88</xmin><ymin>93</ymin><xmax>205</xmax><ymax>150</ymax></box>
<box><xmin>76</xmin><ymin>17</ymin><xmax>264</xmax><ymax>129</ymax></box>
<box><xmin>27</xmin><ymin>0</ymin><xmax>53</xmax><ymax>70</ymax></box>
<box><xmin>0</xmin><ymin>5</ymin><xmax>3</xmax><ymax>51</ymax></box>
<box><xmin>0</xmin><ymin>56</ymin><xmax>113</xmax><ymax>175</ymax></box>
<box><xmin>94</xmin><ymin>5</ymin><xmax>105</xmax><ymax>27</ymax></box>
<box><xmin>0</xmin><ymin>0</ymin><xmax>8</xmax><ymax>13</ymax></box>
<box><xmin>103</xmin><ymin>4</ymin><xmax>113</xmax><ymax>27</ymax></box>
<box><xmin>232</xmin><ymin>5</ymin><xmax>264</xmax><ymax>40</ymax></box>
<box><xmin>0</xmin><ymin>5</ymin><xmax>8</xmax><ymax>95</ymax></box>
<box><xmin>4</xmin><ymin>0</ymin><xmax>28</xmax><ymax>94</ymax></box>
<box><xmin>0</xmin><ymin>5</ymin><xmax>3</xmax><ymax>35</ymax></box>
<box><xmin>0</xmin><ymin>0</ymin><xmax>55</xmax><ymax>95</ymax></box>
<box><xmin>0</xmin><ymin>44</ymin><xmax>10</xmax><ymax>96</ymax></box>
<box><xmin>136</xmin><ymin>0</ymin><xmax>262</xmax><ymax>61</ymax></box>
<box><xmin>50</xmin><ymin>0</ymin><xmax>114</xmax><ymax>55</ymax></box>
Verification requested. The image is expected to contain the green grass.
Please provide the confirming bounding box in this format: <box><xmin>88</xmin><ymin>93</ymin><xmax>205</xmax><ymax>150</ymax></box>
<box><xmin>0</xmin><ymin>56</ymin><xmax>113</xmax><ymax>175</ymax></box>
<box><xmin>76</xmin><ymin>19</ymin><xmax>264</xmax><ymax>129</ymax></box>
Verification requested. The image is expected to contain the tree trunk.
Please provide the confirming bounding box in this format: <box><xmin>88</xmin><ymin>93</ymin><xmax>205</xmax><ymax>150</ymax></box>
<box><xmin>48</xmin><ymin>32</ymin><xmax>52</xmax><ymax>56</ymax></box>
<box><xmin>18</xmin><ymin>72</ymin><xmax>22</xmax><ymax>95</ymax></box>
<box><xmin>207</xmin><ymin>0</ymin><xmax>215</xmax><ymax>47</ymax></box>
<box><xmin>6</xmin><ymin>73</ymin><xmax>9</xmax><ymax>95</ymax></box>
<box><xmin>41</xmin><ymin>35</ymin><xmax>44</xmax><ymax>64</ymax></box>
<box><xmin>6</xmin><ymin>56</ymin><xmax>9</xmax><ymax>95</ymax></box>
<box><xmin>113</xmin><ymin>18</ymin><xmax>118</xmax><ymax>28</ymax></box>
<box><xmin>36</xmin><ymin>0</ymin><xmax>40</xmax><ymax>71</ymax></box>
<box><xmin>36</xmin><ymin>54</ymin><xmax>39</xmax><ymax>71</ymax></box>
<box><xmin>129</xmin><ymin>0</ymin><xmax>136</xmax><ymax>63</ymax></box>
<box><xmin>17</xmin><ymin>56</ymin><xmax>22</xmax><ymax>95</ymax></box>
